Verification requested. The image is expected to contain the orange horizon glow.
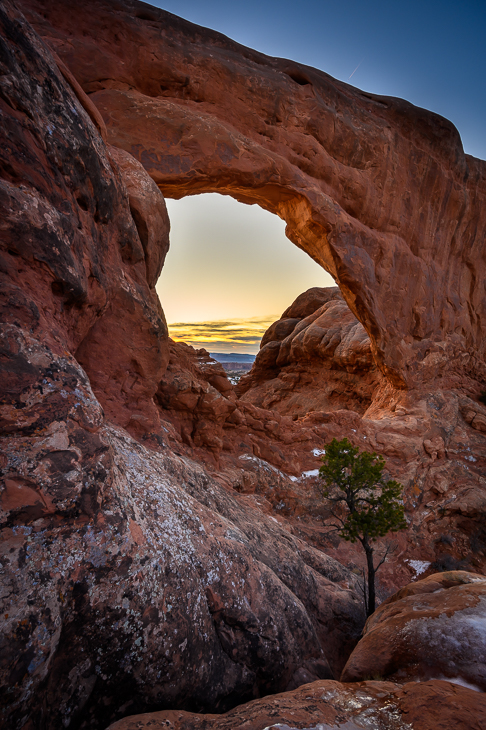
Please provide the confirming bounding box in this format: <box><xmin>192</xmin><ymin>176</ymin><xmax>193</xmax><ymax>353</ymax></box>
<box><xmin>168</xmin><ymin>315</ymin><xmax>277</xmax><ymax>354</ymax></box>
<box><xmin>157</xmin><ymin>194</ymin><xmax>335</xmax><ymax>353</ymax></box>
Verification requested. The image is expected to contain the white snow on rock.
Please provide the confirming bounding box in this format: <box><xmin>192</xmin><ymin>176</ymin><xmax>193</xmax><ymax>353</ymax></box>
<box><xmin>301</xmin><ymin>469</ymin><xmax>320</xmax><ymax>479</ymax></box>
<box><xmin>406</xmin><ymin>559</ymin><xmax>431</xmax><ymax>577</ymax></box>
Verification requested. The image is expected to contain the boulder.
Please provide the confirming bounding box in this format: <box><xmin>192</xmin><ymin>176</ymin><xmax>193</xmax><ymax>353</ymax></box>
<box><xmin>341</xmin><ymin>571</ymin><xmax>486</xmax><ymax>690</ymax></box>
<box><xmin>105</xmin><ymin>678</ymin><xmax>486</xmax><ymax>730</ymax></box>
<box><xmin>238</xmin><ymin>287</ymin><xmax>381</xmax><ymax>416</ymax></box>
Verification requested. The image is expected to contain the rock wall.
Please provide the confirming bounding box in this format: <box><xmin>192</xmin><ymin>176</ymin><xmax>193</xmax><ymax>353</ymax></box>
<box><xmin>2</xmin><ymin>1</ymin><xmax>486</xmax><ymax>729</ymax></box>
<box><xmin>21</xmin><ymin>0</ymin><xmax>486</xmax><ymax>390</ymax></box>
<box><xmin>0</xmin><ymin>5</ymin><xmax>365</xmax><ymax>728</ymax></box>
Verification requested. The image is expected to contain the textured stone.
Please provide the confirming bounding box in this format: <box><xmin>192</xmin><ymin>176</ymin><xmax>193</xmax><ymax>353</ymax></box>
<box><xmin>238</xmin><ymin>287</ymin><xmax>380</xmax><ymax>417</ymax></box>
<box><xmin>108</xmin><ymin>145</ymin><xmax>170</xmax><ymax>288</ymax></box>
<box><xmin>22</xmin><ymin>0</ymin><xmax>486</xmax><ymax>390</ymax></box>
<box><xmin>105</xmin><ymin>678</ymin><xmax>486</xmax><ymax>730</ymax></box>
<box><xmin>0</xmin><ymin>7</ymin><xmax>364</xmax><ymax>729</ymax></box>
<box><xmin>2</xmin><ymin>3</ymin><xmax>486</xmax><ymax>730</ymax></box>
<box><xmin>16</xmin><ymin>0</ymin><xmax>486</xmax><ymax>585</ymax></box>
<box><xmin>341</xmin><ymin>571</ymin><xmax>486</xmax><ymax>690</ymax></box>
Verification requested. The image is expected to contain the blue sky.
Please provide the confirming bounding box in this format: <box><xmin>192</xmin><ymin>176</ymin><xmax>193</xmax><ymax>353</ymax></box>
<box><xmin>149</xmin><ymin>0</ymin><xmax>486</xmax><ymax>160</ymax></box>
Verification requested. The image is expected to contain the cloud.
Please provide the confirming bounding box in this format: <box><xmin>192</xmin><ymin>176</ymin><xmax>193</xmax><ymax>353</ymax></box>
<box><xmin>168</xmin><ymin>316</ymin><xmax>277</xmax><ymax>354</ymax></box>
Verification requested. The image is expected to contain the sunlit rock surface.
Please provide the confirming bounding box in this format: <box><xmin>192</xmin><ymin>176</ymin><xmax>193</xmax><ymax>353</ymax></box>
<box><xmin>238</xmin><ymin>287</ymin><xmax>381</xmax><ymax>416</ymax></box>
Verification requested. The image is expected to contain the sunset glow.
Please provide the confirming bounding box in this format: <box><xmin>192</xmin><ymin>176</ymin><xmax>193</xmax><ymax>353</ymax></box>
<box><xmin>157</xmin><ymin>194</ymin><xmax>335</xmax><ymax>353</ymax></box>
<box><xmin>169</xmin><ymin>316</ymin><xmax>277</xmax><ymax>354</ymax></box>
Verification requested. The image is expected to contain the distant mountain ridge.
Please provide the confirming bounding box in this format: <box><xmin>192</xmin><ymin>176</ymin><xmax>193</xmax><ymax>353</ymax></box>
<box><xmin>210</xmin><ymin>352</ymin><xmax>255</xmax><ymax>363</ymax></box>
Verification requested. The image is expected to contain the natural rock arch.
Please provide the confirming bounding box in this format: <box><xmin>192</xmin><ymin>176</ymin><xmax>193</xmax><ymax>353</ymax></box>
<box><xmin>23</xmin><ymin>0</ymin><xmax>486</xmax><ymax>392</ymax></box>
<box><xmin>2</xmin><ymin>4</ymin><xmax>486</xmax><ymax>729</ymax></box>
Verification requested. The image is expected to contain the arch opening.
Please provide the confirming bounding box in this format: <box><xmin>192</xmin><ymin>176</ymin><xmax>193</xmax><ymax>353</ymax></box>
<box><xmin>156</xmin><ymin>192</ymin><xmax>335</xmax><ymax>358</ymax></box>
<box><xmin>154</xmin><ymin>192</ymin><xmax>381</xmax><ymax>427</ymax></box>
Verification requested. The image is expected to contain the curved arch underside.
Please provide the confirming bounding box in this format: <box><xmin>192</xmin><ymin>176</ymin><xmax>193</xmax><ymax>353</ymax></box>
<box><xmin>24</xmin><ymin>0</ymin><xmax>486</xmax><ymax>388</ymax></box>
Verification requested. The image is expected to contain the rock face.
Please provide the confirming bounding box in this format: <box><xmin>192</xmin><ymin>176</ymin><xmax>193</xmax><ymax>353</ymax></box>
<box><xmin>238</xmin><ymin>287</ymin><xmax>381</xmax><ymax>417</ymax></box>
<box><xmin>0</xmin><ymin>5</ymin><xmax>365</xmax><ymax>729</ymax></box>
<box><xmin>156</xmin><ymin>338</ymin><xmax>335</xmax><ymax>476</ymax></box>
<box><xmin>2</xmin><ymin>1</ymin><xmax>486</xmax><ymax>730</ymax></box>
<box><xmin>0</xmin><ymin>0</ymin><xmax>171</xmax><ymax>445</ymax></box>
<box><xmin>106</xmin><ymin>678</ymin><xmax>486</xmax><ymax>730</ymax></box>
<box><xmin>21</xmin><ymin>0</ymin><xmax>486</xmax><ymax>391</ymax></box>
<box><xmin>341</xmin><ymin>570</ymin><xmax>486</xmax><ymax>690</ymax></box>
<box><xmin>17</xmin><ymin>0</ymin><xmax>486</xmax><ymax>588</ymax></box>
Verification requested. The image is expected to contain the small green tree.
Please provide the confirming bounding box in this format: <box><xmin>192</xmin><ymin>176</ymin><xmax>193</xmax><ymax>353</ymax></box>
<box><xmin>319</xmin><ymin>438</ymin><xmax>407</xmax><ymax>617</ymax></box>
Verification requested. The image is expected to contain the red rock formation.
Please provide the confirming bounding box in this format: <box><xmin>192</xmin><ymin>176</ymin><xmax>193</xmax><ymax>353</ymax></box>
<box><xmin>156</xmin><ymin>339</ymin><xmax>332</xmax><ymax>476</ymax></box>
<box><xmin>106</xmin><ymin>678</ymin><xmax>486</xmax><ymax>730</ymax></box>
<box><xmin>238</xmin><ymin>287</ymin><xmax>381</xmax><ymax>417</ymax></box>
<box><xmin>21</xmin><ymin>0</ymin><xmax>486</xmax><ymax>392</ymax></box>
<box><xmin>0</xmin><ymin>6</ymin><xmax>365</xmax><ymax>729</ymax></box>
<box><xmin>17</xmin><ymin>0</ymin><xmax>486</xmax><ymax>588</ymax></box>
<box><xmin>341</xmin><ymin>570</ymin><xmax>486</xmax><ymax>689</ymax></box>
<box><xmin>2</xmin><ymin>1</ymin><xmax>486</xmax><ymax>729</ymax></box>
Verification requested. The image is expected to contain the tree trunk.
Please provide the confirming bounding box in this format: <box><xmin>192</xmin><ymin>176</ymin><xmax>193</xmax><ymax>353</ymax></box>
<box><xmin>364</xmin><ymin>543</ymin><xmax>375</xmax><ymax>617</ymax></box>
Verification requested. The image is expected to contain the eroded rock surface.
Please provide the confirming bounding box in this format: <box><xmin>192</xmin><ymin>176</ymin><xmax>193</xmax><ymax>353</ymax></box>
<box><xmin>0</xmin><ymin>6</ymin><xmax>364</xmax><ymax>729</ymax></box>
<box><xmin>22</xmin><ymin>0</ymin><xmax>486</xmax><ymax>389</ymax></box>
<box><xmin>16</xmin><ymin>0</ymin><xmax>486</xmax><ymax>586</ymax></box>
<box><xmin>2</xmin><ymin>1</ymin><xmax>486</xmax><ymax>729</ymax></box>
<box><xmin>106</xmin><ymin>678</ymin><xmax>486</xmax><ymax>730</ymax></box>
<box><xmin>238</xmin><ymin>287</ymin><xmax>381</xmax><ymax>417</ymax></box>
<box><xmin>341</xmin><ymin>571</ymin><xmax>486</xmax><ymax>690</ymax></box>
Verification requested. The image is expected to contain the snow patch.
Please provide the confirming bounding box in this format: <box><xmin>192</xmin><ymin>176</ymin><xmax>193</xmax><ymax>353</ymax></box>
<box><xmin>406</xmin><ymin>559</ymin><xmax>431</xmax><ymax>577</ymax></box>
<box><xmin>429</xmin><ymin>676</ymin><xmax>482</xmax><ymax>692</ymax></box>
<box><xmin>301</xmin><ymin>469</ymin><xmax>320</xmax><ymax>479</ymax></box>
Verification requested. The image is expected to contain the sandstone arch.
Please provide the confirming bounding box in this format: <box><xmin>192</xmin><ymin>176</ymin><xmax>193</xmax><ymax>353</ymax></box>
<box><xmin>23</xmin><ymin>0</ymin><xmax>486</xmax><ymax>391</ymax></box>
<box><xmin>3</xmin><ymin>3</ymin><xmax>486</xmax><ymax>728</ymax></box>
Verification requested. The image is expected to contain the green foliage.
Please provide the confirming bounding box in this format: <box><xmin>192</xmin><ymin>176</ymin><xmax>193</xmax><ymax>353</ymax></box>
<box><xmin>319</xmin><ymin>437</ymin><xmax>407</xmax><ymax>545</ymax></box>
<box><xmin>479</xmin><ymin>390</ymin><xmax>486</xmax><ymax>405</ymax></box>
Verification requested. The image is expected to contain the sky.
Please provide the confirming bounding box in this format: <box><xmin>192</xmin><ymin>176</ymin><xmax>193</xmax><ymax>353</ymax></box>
<box><xmin>151</xmin><ymin>0</ymin><xmax>486</xmax><ymax>354</ymax></box>
<box><xmin>157</xmin><ymin>195</ymin><xmax>335</xmax><ymax>353</ymax></box>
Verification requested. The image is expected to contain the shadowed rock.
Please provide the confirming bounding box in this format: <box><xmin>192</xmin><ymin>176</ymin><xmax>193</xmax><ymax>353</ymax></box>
<box><xmin>105</xmin><ymin>678</ymin><xmax>486</xmax><ymax>730</ymax></box>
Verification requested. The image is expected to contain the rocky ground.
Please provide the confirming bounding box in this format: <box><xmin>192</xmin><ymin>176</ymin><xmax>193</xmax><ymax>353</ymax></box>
<box><xmin>1</xmin><ymin>0</ymin><xmax>486</xmax><ymax>728</ymax></box>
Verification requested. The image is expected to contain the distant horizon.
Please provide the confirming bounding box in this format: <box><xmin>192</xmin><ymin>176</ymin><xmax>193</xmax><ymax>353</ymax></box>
<box><xmin>168</xmin><ymin>313</ymin><xmax>278</xmax><ymax>354</ymax></box>
<box><xmin>157</xmin><ymin>195</ymin><xmax>335</xmax><ymax>335</ymax></box>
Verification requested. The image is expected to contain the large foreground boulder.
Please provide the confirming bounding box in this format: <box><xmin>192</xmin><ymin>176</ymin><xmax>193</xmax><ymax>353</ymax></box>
<box><xmin>341</xmin><ymin>571</ymin><xmax>486</xmax><ymax>690</ymax></box>
<box><xmin>106</xmin><ymin>678</ymin><xmax>486</xmax><ymax>730</ymax></box>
